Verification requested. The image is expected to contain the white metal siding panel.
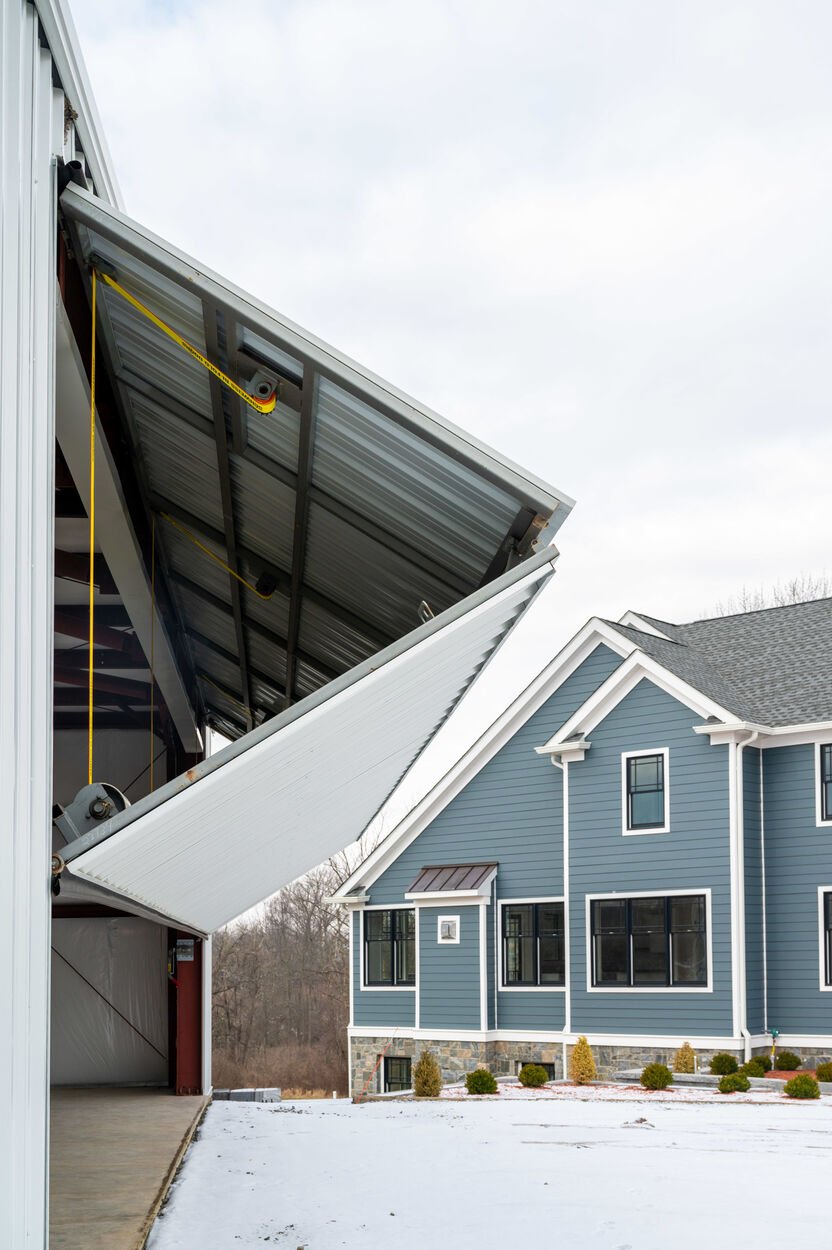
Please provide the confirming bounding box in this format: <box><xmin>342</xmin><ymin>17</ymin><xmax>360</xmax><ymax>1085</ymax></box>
<box><xmin>67</xmin><ymin>558</ymin><xmax>556</xmax><ymax>932</ymax></box>
<box><xmin>0</xmin><ymin>7</ymin><xmax>61</xmax><ymax>1245</ymax></box>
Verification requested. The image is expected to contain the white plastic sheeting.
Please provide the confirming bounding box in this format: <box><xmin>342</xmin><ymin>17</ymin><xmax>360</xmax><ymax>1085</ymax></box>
<box><xmin>66</xmin><ymin>551</ymin><xmax>557</xmax><ymax>932</ymax></box>
<box><xmin>51</xmin><ymin>918</ymin><xmax>168</xmax><ymax>1086</ymax></box>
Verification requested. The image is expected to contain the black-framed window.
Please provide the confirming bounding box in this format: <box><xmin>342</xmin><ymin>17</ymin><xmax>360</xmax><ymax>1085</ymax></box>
<box><xmin>502</xmin><ymin>902</ymin><xmax>564</xmax><ymax>986</ymax></box>
<box><xmin>364</xmin><ymin>909</ymin><xmax>415</xmax><ymax>986</ymax></box>
<box><xmin>383</xmin><ymin>1056</ymin><xmax>412</xmax><ymax>1092</ymax></box>
<box><xmin>625</xmin><ymin>752</ymin><xmax>666</xmax><ymax>830</ymax></box>
<box><xmin>590</xmin><ymin>894</ymin><xmax>707</xmax><ymax>988</ymax></box>
<box><xmin>821</xmin><ymin>745</ymin><xmax>832</xmax><ymax>822</ymax></box>
<box><xmin>824</xmin><ymin>892</ymin><xmax>832</xmax><ymax>987</ymax></box>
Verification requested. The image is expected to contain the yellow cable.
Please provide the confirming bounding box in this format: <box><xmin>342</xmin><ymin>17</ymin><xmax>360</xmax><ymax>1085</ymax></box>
<box><xmin>88</xmin><ymin>270</ymin><xmax>96</xmax><ymax>786</ymax></box>
<box><xmin>150</xmin><ymin>514</ymin><xmax>156</xmax><ymax>793</ymax></box>
<box><xmin>160</xmin><ymin>511</ymin><xmax>276</xmax><ymax>601</ymax></box>
<box><xmin>199</xmin><ymin>672</ymin><xmax>251</xmax><ymax>719</ymax></box>
<box><xmin>96</xmin><ymin>270</ymin><xmax>277</xmax><ymax>416</ymax></box>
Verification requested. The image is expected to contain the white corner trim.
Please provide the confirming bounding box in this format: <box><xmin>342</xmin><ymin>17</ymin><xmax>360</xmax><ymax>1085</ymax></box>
<box><xmin>617</xmin><ymin>611</ymin><xmax>674</xmax><ymax>641</ymax></box>
<box><xmin>332</xmin><ymin>618</ymin><xmax>633</xmax><ymax>899</ymax></box>
<box><xmin>818</xmin><ymin>887</ymin><xmax>832</xmax><ymax>992</ymax></box>
<box><xmin>496</xmin><ymin>896</ymin><xmax>566</xmax><ymax>992</ymax></box>
<box><xmin>815</xmin><ymin>743</ymin><xmax>832</xmax><ymax>827</ymax></box>
<box><xmin>621</xmin><ymin>747</ymin><xmax>670</xmax><ymax>836</ymax></box>
<box><xmin>537</xmin><ymin>650</ymin><xmax>736</xmax><ymax>755</ymax></box>
<box><xmin>479</xmin><ymin>901</ymin><xmax>488</xmax><ymax>1032</ymax></box>
<box><xmin>584</xmin><ymin>889</ymin><xmax>713</xmax><ymax>994</ymax></box>
<box><xmin>437</xmin><ymin>915</ymin><xmax>461</xmax><ymax>945</ymax></box>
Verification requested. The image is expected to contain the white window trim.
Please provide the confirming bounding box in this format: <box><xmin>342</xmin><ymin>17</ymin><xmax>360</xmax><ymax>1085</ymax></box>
<box><xmin>585</xmin><ymin>888</ymin><xmax>713</xmax><ymax>994</ymax></box>
<box><xmin>497</xmin><ymin>896</ymin><xmax>566</xmax><ymax>993</ymax></box>
<box><xmin>818</xmin><ymin>887</ymin><xmax>832</xmax><ymax>992</ymax></box>
<box><xmin>437</xmin><ymin>915</ymin><xmax>460</xmax><ymax>944</ymax></box>
<box><xmin>621</xmin><ymin>747</ymin><xmax>670</xmax><ymax>836</ymax></box>
<box><xmin>359</xmin><ymin>905</ymin><xmax>417</xmax><ymax>992</ymax></box>
<box><xmin>816</xmin><ymin>743</ymin><xmax>832</xmax><ymax>827</ymax></box>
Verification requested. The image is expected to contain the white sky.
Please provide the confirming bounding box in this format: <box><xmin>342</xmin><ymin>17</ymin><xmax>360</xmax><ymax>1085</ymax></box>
<box><xmin>69</xmin><ymin>0</ymin><xmax>831</xmax><ymax>827</ymax></box>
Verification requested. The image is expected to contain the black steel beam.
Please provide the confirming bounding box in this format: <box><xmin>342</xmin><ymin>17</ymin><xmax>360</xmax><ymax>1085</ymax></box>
<box><xmin>283</xmin><ymin>366</ymin><xmax>317</xmax><ymax>709</ymax></box>
<box><xmin>204</xmin><ymin>305</ymin><xmax>254</xmax><ymax>731</ymax></box>
<box><xmin>54</xmin><ymin>648</ymin><xmax>148</xmax><ymax>671</ymax></box>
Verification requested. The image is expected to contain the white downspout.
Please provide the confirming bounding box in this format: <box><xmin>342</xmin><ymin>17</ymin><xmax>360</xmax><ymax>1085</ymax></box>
<box><xmin>549</xmin><ymin>754</ymin><xmax>571</xmax><ymax>1079</ymax></box>
<box><xmin>736</xmin><ymin>730</ymin><xmax>760</xmax><ymax>1061</ymax></box>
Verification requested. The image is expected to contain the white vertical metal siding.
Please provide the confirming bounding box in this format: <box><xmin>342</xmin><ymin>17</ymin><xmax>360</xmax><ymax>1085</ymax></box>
<box><xmin>0</xmin><ymin>6</ymin><xmax>61</xmax><ymax>1246</ymax></box>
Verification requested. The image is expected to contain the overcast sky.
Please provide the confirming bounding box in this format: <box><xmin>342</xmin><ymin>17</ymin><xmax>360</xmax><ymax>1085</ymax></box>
<box><xmin>70</xmin><ymin>0</ymin><xmax>831</xmax><ymax>823</ymax></box>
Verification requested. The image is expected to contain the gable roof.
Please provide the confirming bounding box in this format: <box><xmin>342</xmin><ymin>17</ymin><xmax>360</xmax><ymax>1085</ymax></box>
<box><xmin>608</xmin><ymin>597</ymin><xmax>832</xmax><ymax>726</ymax></box>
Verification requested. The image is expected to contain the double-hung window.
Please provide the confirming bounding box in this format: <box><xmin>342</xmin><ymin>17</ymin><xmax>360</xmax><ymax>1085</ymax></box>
<box><xmin>624</xmin><ymin>750</ymin><xmax>668</xmax><ymax>832</ymax></box>
<box><xmin>364</xmin><ymin>909</ymin><xmax>415</xmax><ymax>986</ymax></box>
<box><xmin>590</xmin><ymin>894</ymin><xmax>707</xmax><ymax>988</ymax></box>
<box><xmin>502</xmin><ymin>901</ymin><xmax>564</xmax><ymax>986</ymax></box>
<box><xmin>823</xmin><ymin>892</ymin><xmax>832</xmax><ymax>987</ymax></box>
<box><xmin>819</xmin><ymin>745</ymin><xmax>832</xmax><ymax>824</ymax></box>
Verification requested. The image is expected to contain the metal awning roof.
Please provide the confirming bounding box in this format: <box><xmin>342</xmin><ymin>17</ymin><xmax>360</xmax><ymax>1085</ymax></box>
<box><xmin>406</xmin><ymin>863</ymin><xmax>498</xmax><ymax>894</ymax></box>
<box><xmin>63</xmin><ymin>550</ymin><xmax>557</xmax><ymax>932</ymax></box>
<box><xmin>59</xmin><ymin>184</ymin><xmax>573</xmax><ymax>741</ymax></box>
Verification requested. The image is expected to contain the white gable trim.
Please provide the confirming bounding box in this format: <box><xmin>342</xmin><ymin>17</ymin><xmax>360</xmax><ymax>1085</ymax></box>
<box><xmin>536</xmin><ymin>650</ymin><xmax>736</xmax><ymax>755</ymax></box>
<box><xmin>331</xmin><ymin>617</ymin><xmax>636</xmax><ymax>900</ymax></box>
<box><xmin>617</xmin><ymin>611</ymin><xmax>674</xmax><ymax>641</ymax></box>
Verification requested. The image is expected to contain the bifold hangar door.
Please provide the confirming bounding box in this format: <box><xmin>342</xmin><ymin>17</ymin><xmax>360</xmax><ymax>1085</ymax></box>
<box><xmin>64</xmin><ymin>551</ymin><xmax>558</xmax><ymax>933</ymax></box>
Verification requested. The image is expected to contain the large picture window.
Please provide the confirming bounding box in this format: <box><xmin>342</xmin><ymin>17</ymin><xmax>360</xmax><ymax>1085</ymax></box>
<box><xmin>820</xmin><ymin>745</ymin><xmax>832</xmax><ymax>823</ymax></box>
<box><xmin>590</xmin><ymin>894</ymin><xmax>707</xmax><ymax>988</ymax></box>
<box><xmin>502</xmin><ymin>901</ymin><xmax>564</xmax><ymax>987</ymax></box>
<box><xmin>364</xmin><ymin>909</ymin><xmax>415</xmax><ymax>986</ymax></box>
<box><xmin>624</xmin><ymin>751</ymin><xmax>667</xmax><ymax>831</ymax></box>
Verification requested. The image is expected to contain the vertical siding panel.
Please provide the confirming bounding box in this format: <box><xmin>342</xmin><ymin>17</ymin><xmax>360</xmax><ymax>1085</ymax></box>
<box><xmin>569</xmin><ymin>679</ymin><xmax>733</xmax><ymax>1036</ymax></box>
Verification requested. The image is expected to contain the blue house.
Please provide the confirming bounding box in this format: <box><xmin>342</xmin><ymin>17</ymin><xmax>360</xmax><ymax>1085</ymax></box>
<box><xmin>334</xmin><ymin>600</ymin><xmax>832</xmax><ymax>1090</ymax></box>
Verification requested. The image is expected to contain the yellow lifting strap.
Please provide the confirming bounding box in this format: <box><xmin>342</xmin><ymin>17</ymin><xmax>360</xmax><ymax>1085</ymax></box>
<box><xmin>94</xmin><ymin>269</ymin><xmax>278</xmax><ymax>415</ymax></box>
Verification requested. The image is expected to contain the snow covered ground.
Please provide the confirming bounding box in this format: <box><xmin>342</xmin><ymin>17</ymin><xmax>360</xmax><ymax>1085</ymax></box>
<box><xmin>149</xmin><ymin>1093</ymin><xmax>832</xmax><ymax>1250</ymax></box>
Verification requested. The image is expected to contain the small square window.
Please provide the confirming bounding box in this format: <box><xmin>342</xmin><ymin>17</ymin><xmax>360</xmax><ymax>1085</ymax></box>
<box><xmin>383</xmin><ymin>1056</ymin><xmax>412</xmax><ymax>1092</ymax></box>
<box><xmin>437</xmin><ymin>915</ymin><xmax>460</xmax><ymax>944</ymax></box>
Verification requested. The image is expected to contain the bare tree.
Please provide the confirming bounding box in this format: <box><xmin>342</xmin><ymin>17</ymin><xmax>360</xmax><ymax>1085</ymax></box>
<box><xmin>709</xmin><ymin>572</ymin><xmax>831</xmax><ymax>618</ymax></box>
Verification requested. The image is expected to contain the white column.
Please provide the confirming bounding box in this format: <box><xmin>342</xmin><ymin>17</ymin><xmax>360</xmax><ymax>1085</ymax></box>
<box><xmin>201</xmin><ymin>936</ymin><xmax>213</xmax><ymax>1094</ymax></box>
<box><xmin>0</xmin><ymin>7</ymin><xmax>60</xmax><ymax>1246</ymax></box>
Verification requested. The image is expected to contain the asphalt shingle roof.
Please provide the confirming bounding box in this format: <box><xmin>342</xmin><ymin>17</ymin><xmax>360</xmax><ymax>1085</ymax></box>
<box><xmin>608</xmin><ymin>598</ymin><xmax>832</xmax><ymax>727</ymax></box>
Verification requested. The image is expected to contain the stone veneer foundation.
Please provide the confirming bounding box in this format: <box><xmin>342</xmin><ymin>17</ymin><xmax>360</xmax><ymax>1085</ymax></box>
<box><xmin>350</xmin><ymin>1037</ymin><xmax>832</xmax><ymax>1092</ymax></box>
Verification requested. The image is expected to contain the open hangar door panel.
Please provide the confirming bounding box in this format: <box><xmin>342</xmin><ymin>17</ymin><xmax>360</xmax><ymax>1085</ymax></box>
<box><xmin>64</xmin><ymin>552</ymin><xmax>558</xmax><ymax>934</ymax></box>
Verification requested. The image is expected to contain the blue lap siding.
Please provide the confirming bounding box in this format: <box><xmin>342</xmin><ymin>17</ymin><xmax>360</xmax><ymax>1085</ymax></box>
<box><xmin>351</xmin><ymin>911</ymin><xmax>415</xmax><ymax>1028</ymax></box>
<box><xmin>418</xmin><ymin>906</ymin><xmax>482</xmax><ymax>1031</ymax></box>
<box><xmin>764</xmin><ymin>744</ymin><xmax>832</xmax><ymax>1035</ymax></box>
<box><xmin>568</xmin><ymin>679</ymin><xmax>733</xmax><ymax>1036</ymax></box>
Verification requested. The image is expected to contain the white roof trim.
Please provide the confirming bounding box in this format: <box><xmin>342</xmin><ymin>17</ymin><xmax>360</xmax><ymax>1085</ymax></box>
<box><xmin>536</xmin><ymin>650</ymin><xmax>736</xmax><ymax>754</ymax></box>
<box><xmin>332</xmin><ymin>617</ymin><xmax>636</xmax><ymax>900</ymax></box>
<box><xmin>617</xmin><ymin>611</ymin><xmax>674</xmax><ymax>641</ymax></box>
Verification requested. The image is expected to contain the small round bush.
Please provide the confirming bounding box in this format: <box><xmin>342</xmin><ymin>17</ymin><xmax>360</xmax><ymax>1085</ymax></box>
<box><xmin>775</xmin><ymin>1051</ymin><xmax>802</xmax><ymax>1072</ymax></box>
<box><xmin>413</xmin><ymin>1049</ymin><xmax>442</xmax><ymax>1098</ymax></box>
<box><xmin>718</xmin><ymin>1073</ymin><xmax>750</xmax><ymax>1094</ymax></box>
<box><xmin>465</xmin><ymin>1068</ymin><xmax>498</xmax><ymax>1095</ymax></box>
<box><xmin>814</xmin><ymin>1061</ymin><xmax>832</xmax><ymax>1083</ymax></box>
<box><xmin>740</xmin><ymin>1057</ymin><xmax>770</xmax><ymax>1079</ymax></box>
<box><xmin>673</xmin><ymin>1042</ymin><xmax>696</xmax><ymax>1074</ymax></box>
<box><xmin>518</xmin><ymin>1063</ymin><xmax>549</xmax><ymax>1088</ymax></box>
<box><xmin>709</xmin><ymin>1052</ymin><xmax>738</xmax><ymax>1076</ymax></box>
<box><xmin>784</xmin><ymin>1074</ymin><xmax>820</xmax><ymax>1099</ymax></box>
<box><xmin>640</xmin><ymin>1063</ymin><xmax>673</xmax><ymax>1090</ymax></box>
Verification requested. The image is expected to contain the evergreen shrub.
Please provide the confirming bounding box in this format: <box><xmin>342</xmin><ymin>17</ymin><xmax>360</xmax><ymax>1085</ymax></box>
<box><xmin>518</xmin><ymin>1064</ymin><xmax>549</xmax><ymax>1088</ymax></box>
<box><xmin>775</xmin><ymin>1051</ymin><xmax>802</xmax><ymax>1071</ymax></box>
<box><xmin>740</xmin><ymin>1057</ymin><xmax>770</xmax><ymax>1078</ymax></box>
<box><xmin>814</xmin><ymin>1061</ymin><xmax>832</xmax><ymax>1083</ymax></box>
<box><xmin>569</xmin><ymin>1036</ymin><xmax>597</xmax><ymax>1085</ymax></box>
<box><xmin>640</xmin><ymin>1063</ymin><xmax>673</xmax><ymax>1090</ymax></box>
<box><xmin>672</xmin><ymin>1042</ymin><xmax>696</xmax><ymax>1074</ymax></box>
<box><xmin>718</xmin><ymin>1073</ymin><xmax>750</xmax><ymax>1094</ymax></box>
<box><xmin>784</xmin><ymin>1075</ymin><xmax>819</xmax><ymax>1099</ymax></box>
<box><xmin>465</xmin><ymin>1068</ymin><xmax>498</xmax><ymax>1095</ymax></box>
<box><xmin>709</xmin><ymin>1052</ymin><xmax>738</xmax><ymax>1075</ymax></box>
<box><xmin>413</xmin><ymin>1049</ymin><xmax>442</xmax><ymax>1098</ymax></box>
